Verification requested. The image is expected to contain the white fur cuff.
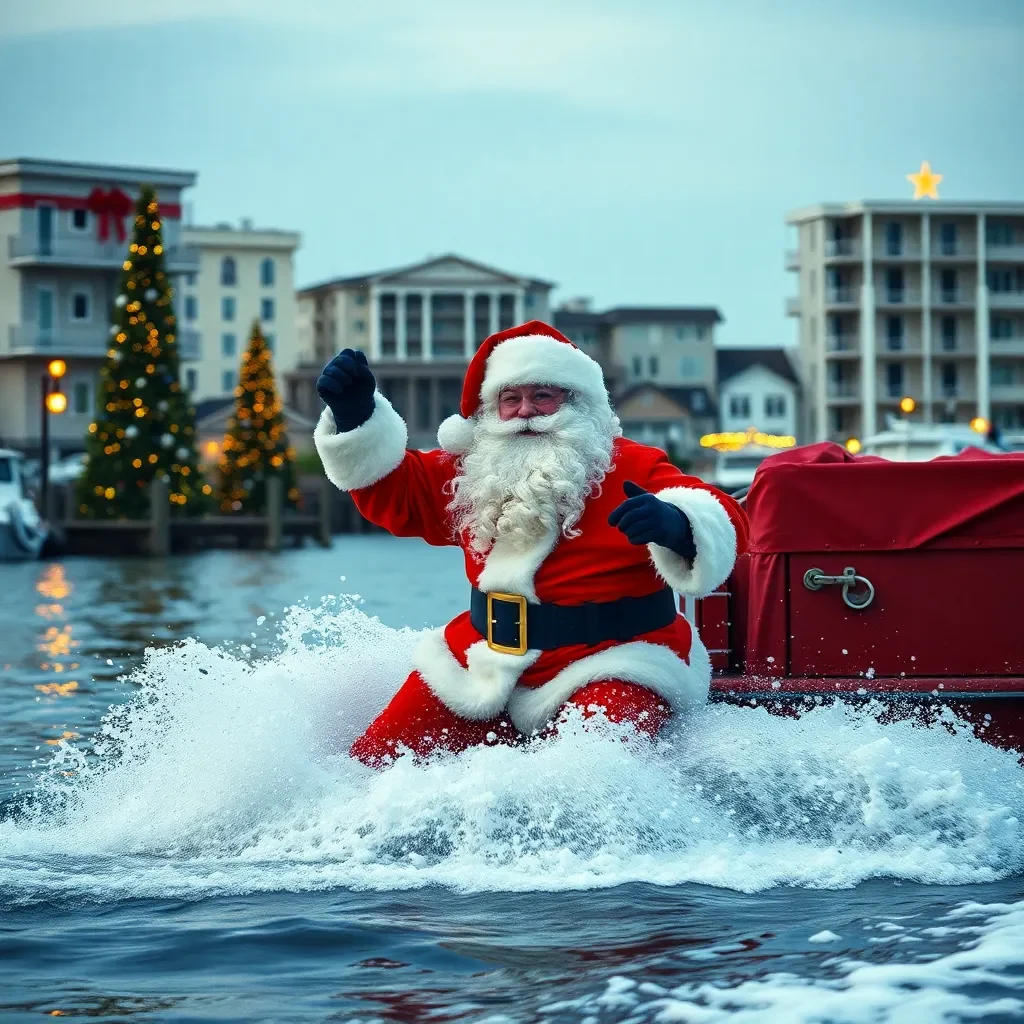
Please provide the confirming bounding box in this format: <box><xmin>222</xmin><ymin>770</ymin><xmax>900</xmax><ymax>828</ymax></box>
<box><xmin>648</xmin><ymin>486</ymin><xmax>737</xmax><ymax>598</ymax></box>
<box><xmin>313</xmin><ymin>394</ymin><xmax>408</xmax><ymax>492</ymax></box>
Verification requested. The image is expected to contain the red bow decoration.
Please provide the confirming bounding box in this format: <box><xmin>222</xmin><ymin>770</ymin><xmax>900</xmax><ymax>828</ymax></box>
<box><xmin>87</xmin><ymin>187</ymin><xmax>133</xmax><ymax>243</ymax></box>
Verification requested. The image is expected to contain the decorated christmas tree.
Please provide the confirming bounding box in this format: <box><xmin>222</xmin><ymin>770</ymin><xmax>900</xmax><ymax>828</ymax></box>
<box><xmin>217</xmin><ymin>320</ymin><xmax>299</xmax><ymax>513</ymax></box>
<box><xmin>76</xmin><ymin>187</ymin><xmax>207</xmax><ymax>518</ymax></box>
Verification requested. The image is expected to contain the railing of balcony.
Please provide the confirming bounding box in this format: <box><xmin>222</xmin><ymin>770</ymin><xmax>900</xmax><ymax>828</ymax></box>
<box><xmin>8</xmin><ymin>235</ymin><xmax>199</xmax><ymax>271</ymax></box>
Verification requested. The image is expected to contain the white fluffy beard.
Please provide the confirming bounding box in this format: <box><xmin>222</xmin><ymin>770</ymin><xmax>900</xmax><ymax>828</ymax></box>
<box><xmin>446</xmin><ymin>401</ymin><xmax>618</xmax><ymax>555</ymax></box>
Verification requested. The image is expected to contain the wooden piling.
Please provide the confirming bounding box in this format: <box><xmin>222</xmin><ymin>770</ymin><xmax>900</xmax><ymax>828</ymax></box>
<box><xmin>266</xmin><ymin>476</ymin><xmax>283</xmax><ymax>552</ymax></box>
<box><xmin>149</xmin><ymin>477</ymin><xmax>170</xmax><ymax>556</ymax></box>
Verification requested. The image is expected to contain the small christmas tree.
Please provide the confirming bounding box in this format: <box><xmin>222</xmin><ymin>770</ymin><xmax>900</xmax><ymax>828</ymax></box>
<box><xmin>77</xmin><ymin>185</ymin><xmax>207</xmax><ymax>518</ymax></box>
<box><xmin>218</xmin><ymin>321</ymin><xmax>299</xmax><ymax>513</ymax></box>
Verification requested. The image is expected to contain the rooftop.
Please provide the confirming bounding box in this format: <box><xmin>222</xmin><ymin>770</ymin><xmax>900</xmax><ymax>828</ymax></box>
<box><xmin>0</xmin><ymin>156</ymin><xmax>196</xmax><ymax>190</ymax></box>
<box><xmin>716</xmin><ymin>348</ymin><xmax>799</xmax><ymax>385</ymax></box>
<box><xmin>786</xmin><ymin>199</ymin><xmax>1024</xmax><ymax>224</ymax></box>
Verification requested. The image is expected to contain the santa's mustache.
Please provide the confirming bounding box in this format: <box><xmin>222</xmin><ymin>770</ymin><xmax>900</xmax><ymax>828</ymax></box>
<box><xmin>478</xmin><ymin>406</ymin><xmax>574</xmax><ymax>438</ymax></box>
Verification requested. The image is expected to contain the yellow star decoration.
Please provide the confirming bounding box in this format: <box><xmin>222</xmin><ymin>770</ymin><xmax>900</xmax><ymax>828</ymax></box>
<box><xmin>907</xmin><ymin>161</ymin><xmax>942</xmax><ymax>200</ymax></box>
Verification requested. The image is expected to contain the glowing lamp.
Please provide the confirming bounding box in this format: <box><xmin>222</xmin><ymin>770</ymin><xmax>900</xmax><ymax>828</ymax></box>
<box><xmin>845</xmin><ymin>437</ymin><xmax>862</xmax><ymax>454</ymax></box>
<box><xmin>47</xmin><ymin>359</ymin><xmax>67</xmax><ymax>378</ymax></box>
<box><xmin>45</xmin><ymin>392</ymin><xmax>68</xmax><ymax>414</ymax></box>
<box><xmin>204</xmin><ymin>440</ymin><xmax>221</xmax><ymax>458</ymax></box>
<box><xmin>899</xmin><ymin>397</ymin><xmax>916</xmax><ymax>414</ymax></box>
<box><xmin>970</xmin><ymin>416</ymin><xmax>990</xmax><ymax>435</ymax></box>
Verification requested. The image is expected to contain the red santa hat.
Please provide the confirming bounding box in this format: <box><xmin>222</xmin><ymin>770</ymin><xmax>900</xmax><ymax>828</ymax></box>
<box><xmin>436</xmin><ymin>320</ymin><xmax>612</xmax><ymax>454</ymax></box>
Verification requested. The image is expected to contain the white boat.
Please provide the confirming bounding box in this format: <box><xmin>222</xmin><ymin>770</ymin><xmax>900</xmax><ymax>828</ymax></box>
<box><xmin>0</xmin><ymin>449</ymin><xmax>47</xmax><ymax>560</ymax></box>
<box><xmin>859</xmin><ymin>418</ymin><xmax>1007</xmax><ymax>461</ymax></box>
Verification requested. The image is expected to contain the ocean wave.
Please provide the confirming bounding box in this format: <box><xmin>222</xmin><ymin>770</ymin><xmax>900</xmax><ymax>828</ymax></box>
<box><xmin>1</xmin><ymin>601</ymin><xmax>1022</xmax><ymax>903</ymax></box>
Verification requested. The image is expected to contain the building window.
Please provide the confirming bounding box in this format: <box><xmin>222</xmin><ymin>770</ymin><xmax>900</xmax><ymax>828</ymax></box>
<box><xmin>222</xmin><ymin>370</ymin><xmax>236</xmax><ymax>393</ymax></box>
<box><xmin>941</xmin><ymin>316</ymin><xmax>957</xmax><ymax>351</ymax></box>
<box><xmin>265</xmin><ymin>333</ymin><xmax>275</xmax><ymax>353</ymax></box>
<box><xmin>220</xmin><ymin>256</ymin><xmax>237</xmax><ymax>287</ymax></box>
<box><xmin>940</xmin><ymin>362</ymin><xmax>958</xmax><ymax>398</ymax></box>
<box><xmin>940</xmin><ymin>222</ymin><xmax>958</xmax><ymax>256</ymax></box>
<box><xmin>729</xmin><ymin>395</ymin><xmax>751</xmax><ymax>419</ymax></box>
<box><xmin>70</xmin><ymin>208</ymin><xmax>89</xmax><ymax>232</ymax></box>
<box><xmin>260</xmin><ymin>258</ymin><xmax>275</xmax><ymax>287</ymax></box>
<box><xmin>184</xmin><ymin>295</ymin><xmax>198</xmax><ymax>321</ymax></box>
<box><xmin>696</xmin><ymin>325</ymin><xmax>709</xmax><ymax>342</ymax></box>
<box><xmin>680</xmin><ymin>356</ymin><xmax>705</xmax><ymax>379</ymax></box>
<box><xmin>72</xmin><ymin>380</ymin><xmax>91</xmax><ymax>415</ymax></box>
<box><xmin>632</xmin><ymin>355</ymin><xmax>642</xmax><ymax>378</ymax></box>
<box><xmin>991</xmin><ymin>316</ymin><xmax>1014</xmax><ymax>339</ymax></box>
<box><xmin>498</xmin><ymin>293</ymin><xmax>516</xmax><ymax>330</ymax></box>
<box><xmin>222</xmin><ymin>296</ymin><xmax>236</xmax><ymax>321</ymax></box>
<box><xmin>691</xmin><ymin>391</ymin><xmax>706</xmax><ymax>412</ymax></box>
<box><xmin>940</xmin><ymin>269</ymin><xmax>958</xmax><ymax>303</ymax></box>
<box><xmin>185</xmin><ymin>272</ymin><xmax>197</xmax><ymax>286</ymax></box>
<box><xmin>221</xmin><ymin>332</ymin><xmax>236</xmax><ymax>357</ymax></box>
<box><xmin>185</xmin><ymin>368</ymin><xmax>198</xmax><ymax>391</ymax></box>
<box><xmin>988</xmin><ymin>268</ymin><xmax>1014</xmax><ymax>292</ymax></box>
<box><xmin>987</xmin><ymin>223</ymin><xmax>1014</xmax><ymax>247</ymax></box>
<box><xmin>354</xmin><ymin>319</ymin><xmax>366</xmax><ymax>332</ymax></box>
<box><xmin>809</xmin><ymin>269</ymin><xmax>815</xmax><ymax>297</ymax></box>
<box><xmin>261</xmin><ymin>297</ymin><xmax>275</xmax><ymax>322</ymax></box>
<box><xmin>70</xmin><ymin>290</ymin><xmax>91</xmax><ymax>321</ymax></box>
<box><xmin>765</xmin><ymin>395</ymin><xmax>786</xmax><ymax>418</ymax></box>
<box><xmin>992</xmin><ymin>363</ymin><xmax>1014</xmax><ymax>387</ymax></box>
<box><xmin>885</xmin><ymin>221</ymin><xmax>903</xmax><ymax>256</ymax></box>
<box><xmin>355</xmin><ymin>291</ymin><xmax>367</xmax><ymax>306</ymax></box>
<box><xmin>885</xmin><ymin>315</ymin><xmax>904</xmax><ymax>351</ymax></box>
<box><xmin>885</xmin><ymin>268</ymin><xmax>904</xmax><ymax>303</ymax></box>
<box><xmin>886</xmin><ymin>362</ymin><xmax>903</xmax><ymax>398</ymax></box>
<box><xmin>524</xmin><ymin>291</ymin><xmax>537</xmax><ymax>309</ymax></box>
<box><xmin>648</xmin><ymin>355</ymin><xmax>659</xmax><ymax>377</ymax></box>
<box><xmin>674</xmin><ymin>325</ymin><xmax>692</xmax><ymax>341</ymax></box>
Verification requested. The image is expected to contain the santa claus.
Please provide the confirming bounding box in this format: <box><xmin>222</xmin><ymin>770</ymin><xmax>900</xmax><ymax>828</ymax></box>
<box><xmin>314</xmin><ymin>321</ymin><xmax>748</xmax><ymax>765</ymax></box>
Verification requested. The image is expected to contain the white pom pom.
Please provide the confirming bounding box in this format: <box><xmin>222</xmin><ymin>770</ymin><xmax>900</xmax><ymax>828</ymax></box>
<box><xmin>437</xmin><ymin>414</ymin><xmax>475</xmax><ymax>454</ymax></box>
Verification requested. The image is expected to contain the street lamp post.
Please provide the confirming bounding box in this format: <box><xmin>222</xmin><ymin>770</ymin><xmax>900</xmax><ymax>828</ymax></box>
<box><xmin>40</xmin><ymin>359</ymin><xmax>67</xmax><ymax>519</ymax></box>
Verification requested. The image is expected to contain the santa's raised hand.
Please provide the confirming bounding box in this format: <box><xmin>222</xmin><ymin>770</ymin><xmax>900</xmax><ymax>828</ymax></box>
<box><xmin>316</xmin><ymin>349</ymin><xmax>376</xmax><ymax>432</ymax></box>
<box><xmin>608</xmin><ymin>480</ymin><xmax>697</xmax><ymax>560</ymax></box>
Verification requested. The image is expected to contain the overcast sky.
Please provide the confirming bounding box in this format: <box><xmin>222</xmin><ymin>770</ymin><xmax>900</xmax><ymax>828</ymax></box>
<box><xmin>1</xmin><ymin>0</ymin><xmax>1021</xmax><ymax>346</ymax></box>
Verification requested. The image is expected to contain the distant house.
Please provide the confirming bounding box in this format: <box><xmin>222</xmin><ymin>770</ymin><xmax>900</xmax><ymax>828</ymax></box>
<box><xmin>716</xmin><ymin>349</ymin><xmax>800</xmax><ymax>440</ymax></box>
<box><xmin>615</xmin><ymin>383</ymin><xmax>717</xmax><ymax>467</ymax></box>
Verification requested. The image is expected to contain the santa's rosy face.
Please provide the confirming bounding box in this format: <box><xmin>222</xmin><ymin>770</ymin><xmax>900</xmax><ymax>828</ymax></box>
<box><xmin>497</xmin><ymin>384</ymin><xmax>567</xmax><ymax>423</ymax></box>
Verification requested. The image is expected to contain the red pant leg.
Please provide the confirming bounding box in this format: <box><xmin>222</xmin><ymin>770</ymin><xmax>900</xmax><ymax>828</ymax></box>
<box><xmin>562</xmin><ymin>679</ymin><xmax>672</xmax><ymax>738</ymax></box>
<box><xmin>350</xmin><ymin>670</ymin><xmax>522</xmax><ymax>766</ymax></box>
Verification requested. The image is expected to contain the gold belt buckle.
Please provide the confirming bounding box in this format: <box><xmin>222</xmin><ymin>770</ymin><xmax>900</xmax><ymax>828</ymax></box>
<box><xmin>486</xmin><ymin>591</ymin><xmax>528</xmax><ymax>655</ymax></box>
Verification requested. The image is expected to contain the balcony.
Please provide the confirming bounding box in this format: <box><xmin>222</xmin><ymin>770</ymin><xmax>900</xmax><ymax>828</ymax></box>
<box><xmin>936</xmin><ymin>289</ymin><xmax>975</xmax><ymax>308</ymax></box>
<box><xmin>825</xmin><ymin>288</ymin><xmax>858</xmax><ymax>309</ymax></box>
<box><xmin>985</xmin><ymin>243</ymin><xmax>1024</xmax><ymax>263</ymax></box>
<box><xmin>877</xmin><ymin>288</ymin><xmax>921</xmax><ymax>308</ymax></box>
<box><xmin>825</xmin><ymin>333</ymin><xmax>858</xmax><ymax>355</ymax></box>
<box><xmin>931</xmin><ymin>242</ymin><xmax>977</xmax><ymax>261</ymax></box>
<box><xmin>785</xmin><ymin>249</ymin><xmax>800</xmax><ymax>271</ymax></box>
<box><xmin>875</xmin><ymin>243</ymin><xmax>922</xmax><ymax>261</ymax></box>
<box><xmin>8</xmin><ymin>234</ymin><xmax>199</xmax><ymax>273</ymax></box>
<box><xmin>989</xmin><ymin>291</ymin><xmax>1024</xmax><ymax>310</ymax></box>
<box><xmin>785</xmin><ymin>296</ymin><xmax>802</xmax><ymax>317</ymax></box>
<box><xmin>4</xmin><ymin>323</ymin><xmax>110</xmax><ymax>357</ymax></box>
<box><xmin>990</xmin><ymin>337</ymin><xmax>1024</xmax><ymax>356</ymax></box>
<box><xmin>824</xmin><ymin>239</ymin><xmax>859</xmax><ymax>259</ymax></box>
<box><xmin>826</xmin><ymin>380</ymin><xmax>860</xmax><ymax>401</ymax></box>
<box><xmin>991</xmin><ymin>383</ymin><xmax>1024</xmax><ymax>402</ymax></box>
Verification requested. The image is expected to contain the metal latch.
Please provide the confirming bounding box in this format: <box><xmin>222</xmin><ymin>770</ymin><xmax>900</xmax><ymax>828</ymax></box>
<box><xmin>803</xmin><ymin>566</ymin><xmax>875</xmax><ymax>610</ymax></box>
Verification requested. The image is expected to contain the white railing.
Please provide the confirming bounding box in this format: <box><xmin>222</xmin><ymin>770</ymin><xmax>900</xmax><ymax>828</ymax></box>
<box><xmin>8</xmin><ymin>234</ymin><xmax>199</xmax><ymax>272</ymax></box>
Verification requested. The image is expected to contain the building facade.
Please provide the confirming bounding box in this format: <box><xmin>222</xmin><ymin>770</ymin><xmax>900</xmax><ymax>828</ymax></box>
<box><xmin>786</xmin><ymin>201</ymin><xmax>1024</xmax><ymax>446</ymax></box>
<box><xmin>287</xmin><ymin>254</ymin><xmax>553</xmax><ymax>449</ymax></box>
<box><xmin>178</xmin><ymin>222</ymin><xmax>301</xmax><ymax>401</ymax></box>
<box><xmin>0</xmin><ymin>157</ymin><xmax>197</xmax><ymax>455</ymax></box>
<box><xmin>716</xmin><ymin>349</ymin><xmax>799</xmax><ymax>439</ymax></box>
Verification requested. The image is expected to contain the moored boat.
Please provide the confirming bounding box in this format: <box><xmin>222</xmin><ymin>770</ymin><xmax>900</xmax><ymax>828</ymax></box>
<box><xmin>702</xmin><ymin>442</ymin><xmax>1024</xmax><ymax>753</ymax></box>
<box><xmin>0</xmin><ymin>448</ymin><xmax>48</xmax><ymax>560</ymax></box>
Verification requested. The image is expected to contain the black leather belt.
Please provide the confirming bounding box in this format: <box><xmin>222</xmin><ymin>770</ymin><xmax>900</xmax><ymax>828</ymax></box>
<box><xmin>470</xmin><ymin>587</ymin><xmax>677</xmax><ymax>654</ymax></box>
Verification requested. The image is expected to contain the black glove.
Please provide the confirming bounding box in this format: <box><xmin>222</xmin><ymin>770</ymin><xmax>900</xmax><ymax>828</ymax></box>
<box><xmin>316</xmin><ymin>349</ymin><xmax>376</xmax><ymax>432</ymax></box>
<box><xmin>608</xmin><ymin>480</ymin><xmax>697</xmax><ymax>560</ymax></box>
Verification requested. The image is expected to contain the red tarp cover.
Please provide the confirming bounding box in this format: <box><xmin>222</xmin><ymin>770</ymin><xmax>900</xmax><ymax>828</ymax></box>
<box><xmin>745</xmin><ymin>442</ymin><xmax>1024</xmax><ymax>553</ymax></box>
<box><xmin>739</xmin><ymin>442</ymin><xmax>1024</xmax><ymax>677</ymax></box>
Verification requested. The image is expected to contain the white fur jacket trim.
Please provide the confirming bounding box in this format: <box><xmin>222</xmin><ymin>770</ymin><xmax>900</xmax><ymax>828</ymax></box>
<box><xmin>314</xmin><ymin>395</ymin><xmax>408</xmax><ymax>492</ymax></box>
<box><xmin>648</xmin><ymin>486</ymin><xmax>737</xmax><ymax>598</ymax></box>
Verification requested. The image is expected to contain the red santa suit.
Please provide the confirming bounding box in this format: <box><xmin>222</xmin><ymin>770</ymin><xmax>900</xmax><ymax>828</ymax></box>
<box><xmin>314</xmin><ymin>322</ymin><xmax>749</xmax><ymax>764</ymax></box>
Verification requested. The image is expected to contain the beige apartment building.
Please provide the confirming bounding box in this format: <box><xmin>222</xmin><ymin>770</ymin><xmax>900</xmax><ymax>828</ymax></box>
<box><xmin>0</xmin><ymin>157</ymin><xmax>198</xmax><ymax>455</ymax></box>
<box><xmin>286</xmin><ymin>254</ymin><xmax>553</xmax><ymax>449</ymax></box>
<box><xmin>786</xmin><ymin>201</ymin><xmax>1024</xmax><ymax>446</ymax></box>
<box><xmin>178</xmin><ymin>221</ymin><xmax>301</xmax><ymax>401</ymax></box>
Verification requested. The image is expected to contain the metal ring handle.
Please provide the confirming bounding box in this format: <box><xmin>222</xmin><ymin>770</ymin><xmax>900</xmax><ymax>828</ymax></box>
<box><xmin>803</xmin><ymin>566</ymin><xmax>875</xmax><ymax>610</ymax></box>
